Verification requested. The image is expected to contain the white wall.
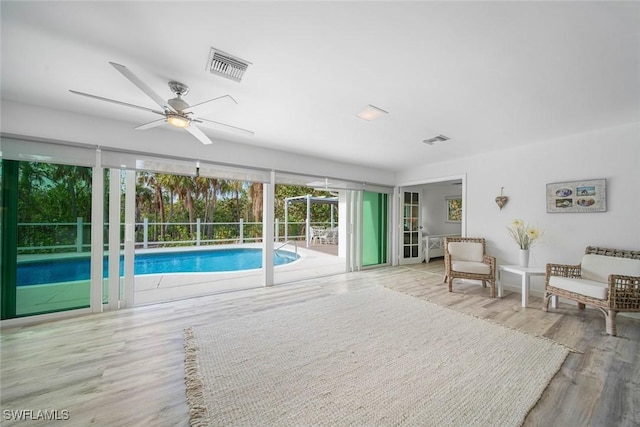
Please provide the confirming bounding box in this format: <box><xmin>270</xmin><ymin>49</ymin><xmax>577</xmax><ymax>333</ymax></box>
<box><xmin>397</xmin><ymin>122</ymin><xmax>640</xmax><ymax>295</ymax></box>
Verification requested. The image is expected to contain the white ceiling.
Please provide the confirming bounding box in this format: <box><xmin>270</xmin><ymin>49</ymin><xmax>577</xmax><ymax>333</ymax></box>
<box><xmin>1</xmin><ymin>1</ymin><xmax>638</xmax><ymax>172</ymax></box>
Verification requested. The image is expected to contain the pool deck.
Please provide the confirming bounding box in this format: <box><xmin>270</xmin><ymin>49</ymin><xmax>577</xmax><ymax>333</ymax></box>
<box><xmin>16</xmin><ymin>242</ymin><xmax>345</xmax><ymax>311</ymax></box>
<box><xmin>134</xmin><ymin>242</ymin><xmax>343</xmax><ymax>305</ymax></box>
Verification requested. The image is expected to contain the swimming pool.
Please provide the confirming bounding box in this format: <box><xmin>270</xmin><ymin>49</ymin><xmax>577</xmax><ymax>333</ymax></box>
<box><xmin>17</xmin><ymin>248</ymin><xmax>299</xmax><ymax>286</ymax></box>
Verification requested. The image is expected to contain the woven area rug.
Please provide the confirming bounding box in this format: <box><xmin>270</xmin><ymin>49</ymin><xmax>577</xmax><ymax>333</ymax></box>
<box><xmin>184</xmin><ymin>286</ymin><xmax>569</xmax><ymax>426</ymax></box>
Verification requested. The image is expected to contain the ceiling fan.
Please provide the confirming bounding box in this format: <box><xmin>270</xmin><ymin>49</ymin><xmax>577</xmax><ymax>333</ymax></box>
<box><xmin>70</xmin><ymin>62</ymin><xmax>254</xmax><ymax>145</ymax></box>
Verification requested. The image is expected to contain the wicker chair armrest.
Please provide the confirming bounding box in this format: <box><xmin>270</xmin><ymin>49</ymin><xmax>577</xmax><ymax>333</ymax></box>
<box><xmin>608</xmin><ymin>274</ymin><xmax>640</xmax><ymax>310</ymax></box>
<box><xmin>545</xmin><ymin>263</ymin><xmax>581</xmax><ymax>287</ymax></box>
<box><xmin>483</xmin><ymin>254</ymin><xmax>496</xmax><ymax>272</ymax></box>
<box><xmin>546</xmin><ymin>263</ymin><xmax>581</xmax><ymax>278</ymax></box>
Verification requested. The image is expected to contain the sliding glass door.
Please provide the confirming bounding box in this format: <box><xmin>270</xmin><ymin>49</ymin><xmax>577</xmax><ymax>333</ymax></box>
<box><xmin>1</xmin><ymin>137</ymin><xmax>395</xmax><ymax>321</ymax></box>
<box><xmin>362</xmin><ymin>191</ymin><xmax>388</xmax><ymax>267</ymax></box>
<box><xmin>273</xmin><ymin>174</ymin><xmax>346</xmax><ymax>285</ymax></box>
<box><xmin>1</xmin><ymin>159</ymin><xmax>93</xmax><ymax>318</ymax></box>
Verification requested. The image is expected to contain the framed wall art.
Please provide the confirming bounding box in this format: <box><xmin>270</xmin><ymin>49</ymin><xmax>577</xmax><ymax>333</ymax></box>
<box><xmin>446</xmin><ymin>196</ymin><xmax>462</xmax><ymax>222</ymax></box>
<box><xmin>546</xmin><ymin>178</ymin><xmax>606</xmax><ymax>213</ymax></box>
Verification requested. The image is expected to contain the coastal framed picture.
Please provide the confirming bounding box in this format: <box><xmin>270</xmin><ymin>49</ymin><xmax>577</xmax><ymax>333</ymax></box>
<box><xmin>546</xmin><ymin>178</ymin><xmax>606</xmax><ymax>213</ymax></box>
<box><xmin>446</xmin><ymin>196</ymin><xmax>462</xmax><ymax>222</ymax></box>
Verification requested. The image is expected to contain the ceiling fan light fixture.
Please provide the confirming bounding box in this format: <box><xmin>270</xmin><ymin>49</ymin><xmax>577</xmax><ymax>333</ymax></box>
<box><xmin>166</xmin><ymin>115</ymin><xmax>190</xmax><ymax>128</ymax></box>
<box><xmin>168</xmin><ymin>96</ymin><xmax>189</xmax><ymax>112</ymax></box>
<box><xmin>70</xmin><ymin>62</ymin><xmax>252</xmax><ymax>145</ymax></box>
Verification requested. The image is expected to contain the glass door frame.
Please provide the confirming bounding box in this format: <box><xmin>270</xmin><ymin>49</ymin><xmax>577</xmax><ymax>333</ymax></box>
<box><xmin>105</xmin><ymin>168</ymin><xmax>136</xmax><ymax>310</ymax></box>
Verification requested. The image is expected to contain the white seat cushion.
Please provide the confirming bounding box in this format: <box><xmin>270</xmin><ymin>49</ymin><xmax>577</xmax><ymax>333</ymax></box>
<box><xmin>549</xmin><ymin>276</ymin><xmax>608</xmax><ymax>300</ymax></box>
<box><xmin>581</xmin><ymin>254</ymin><xmax>640</xmax><ymax>283</ymax></box>
<box><xmin>452</xmin><ymin>260</ymin><xmax>491</xmax><ymax>275</ymax></box>
<box><xmin>448</xmin><ymin>242</ymin><xmax>484</xmax><ymax>262</ymax></box>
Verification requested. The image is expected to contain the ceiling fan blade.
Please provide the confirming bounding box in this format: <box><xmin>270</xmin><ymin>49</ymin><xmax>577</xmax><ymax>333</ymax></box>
<box><xmin>135</xmin><ymin>118</ymin><xmax>166</xmax><ymax>130</ymax></box>
<box><xmin>109</xmin><ymin>62</ymin><xmax>176</xmax><ymax>113</ymax></box>
<box><xmin>184</xmin><ymin>95</ymin><xmax>237</xmax><ymax>116</ymax></box>
<box><xmin>196</xmin><ymin>118</ymin><xmax>255</xmax><ymax>136</ymax></box>
<box><xmin>70</xmin><ymin>90</ymin><xmax>165</xmax><ymax>115</ymax></box>
<box><xmin>186</xmin><ymin>125</ymin><xmax>214</xmax><ymax>145</ymax></box>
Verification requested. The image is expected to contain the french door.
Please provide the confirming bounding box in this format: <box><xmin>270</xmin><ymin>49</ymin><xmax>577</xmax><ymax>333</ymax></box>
<box><xmin>399</xmin><ymin>190</ymin><xmax>423</xmax><ymax>265</ymax></box>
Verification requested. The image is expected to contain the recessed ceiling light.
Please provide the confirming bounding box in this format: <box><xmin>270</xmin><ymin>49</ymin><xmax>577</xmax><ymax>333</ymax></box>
<box><xmin>422</xmin><ymin>135</ymin><xmax>450</xmax><ymax>145</ymax></box>
<box><xmin>356</xmin><ymin>105</ymin><xmax>388</xmax><ymax>121</ymax></box>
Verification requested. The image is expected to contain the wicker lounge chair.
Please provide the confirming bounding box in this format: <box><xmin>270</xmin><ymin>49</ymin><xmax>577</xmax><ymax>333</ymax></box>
<box><xmin>543</xmin><ymin>246</ymin><xmax>640</xmax><ymax>336</ymax></box>
<box><xmin>444</xmin><ymin>237</ymin><xmax>496</xmax><ymax>297</ymax></box>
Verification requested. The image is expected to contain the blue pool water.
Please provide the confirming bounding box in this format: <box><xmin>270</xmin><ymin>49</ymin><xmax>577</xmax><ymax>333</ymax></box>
<box><xmin>17</xmin><ymin>248</ymin><xmax>298</xmax><ymax>286</ymax></box>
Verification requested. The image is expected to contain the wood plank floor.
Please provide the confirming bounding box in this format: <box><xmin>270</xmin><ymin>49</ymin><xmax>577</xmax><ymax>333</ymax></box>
<box><xmin>1</xmin><ymin>261</ymin><xmax>638</xmax><ymax>426</ymax></box>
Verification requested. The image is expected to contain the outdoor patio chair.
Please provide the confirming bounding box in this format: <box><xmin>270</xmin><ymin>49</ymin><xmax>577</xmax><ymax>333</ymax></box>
<box><xmin>324</xmin><ymin>227</ymin><xmax>338</xmax><ymax>244</ymax></box>
<box><xmin>310</xmin><ymin>227</ymin><xmax>325</xmax><ymax>245</ymax></box>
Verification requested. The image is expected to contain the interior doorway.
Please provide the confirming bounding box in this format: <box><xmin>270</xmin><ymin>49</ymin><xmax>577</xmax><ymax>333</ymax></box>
<box><xmin>397</xmin><ymin>175</ymin><xmax>466</xmax><ymax>264</ymax></box>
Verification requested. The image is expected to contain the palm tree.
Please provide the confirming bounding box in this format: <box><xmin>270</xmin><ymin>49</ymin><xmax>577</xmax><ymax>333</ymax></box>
<box><xmin>157</xmin><ymin>173</ymin><xmax>180</xmax><ymax>238</ymax></box>
<box><xmin>247</xmin><ymin>182</ymin><xmax>263</xmax><ymax>240</ymax></box>
<box><xmin>248</xmin><ymin>182</ymin><xmax>263</xmax><ymax>222</ymax></box>
<box><xmin>195</xmin><ymin>176</ymin><xmax>219</xmax><ymax>239</ymax></box>
<box><xmin>174</xmin><ymin>175</ymin><xmax>197</xmax><ymax>234</ymax></box>
<box><xmin>17</xmin><ymin>162</ymin><xmax>47</xmax><ymax>222</ymax></box>
<box><xmin>50</xmin><ymin>164</ymin><xmax>92</xmax><ymax>220</ymax></box>
<box><xmin>228</xmin><ymin>181</ymin><xmax>243</xmax><ymax>221</ymax></box>
<box><xmin>135</xmin><ymin>183</ymin><xmax>153</xmax><ymax>242</ymax></box>
<box><xmin>138</xmin><ymin>172</ymin><xmax>166</xmax><ymax>241</ymax></box>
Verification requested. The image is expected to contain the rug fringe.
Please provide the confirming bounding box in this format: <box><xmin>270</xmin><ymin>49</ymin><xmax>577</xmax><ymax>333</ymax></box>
<box><xmin>184</xmin><ymin>327</ymin><xmax>210</xmax><ymax>426</ymax></box>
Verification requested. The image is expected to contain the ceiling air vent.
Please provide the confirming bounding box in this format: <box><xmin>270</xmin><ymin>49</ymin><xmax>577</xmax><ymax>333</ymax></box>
<box><xmin>422</xmin><ymin>134</ymin><xmax>450</xmax><ymax>145</ymax></box>
<box><xmin>206</xmin><ymin>48</ymin><xmax>251</xmax><ymax>82</ymax></box>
